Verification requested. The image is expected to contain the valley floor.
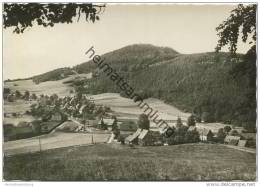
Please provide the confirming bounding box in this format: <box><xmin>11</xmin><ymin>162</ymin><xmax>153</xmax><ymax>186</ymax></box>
<box><xmin>4</xmin><ymin>143</ymin><xmax>256</xmax><ymax>181</ymax></box>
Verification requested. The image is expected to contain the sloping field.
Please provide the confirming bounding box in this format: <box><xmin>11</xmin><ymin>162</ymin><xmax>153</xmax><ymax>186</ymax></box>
<box><xmin>5</xmin><ymin>73</ymin><xmax>92</xmax><ymax>97</ymax></box>
<box><xmin>5</xmin><ymin>79</ymin><xmax>72</xmax><ymax>97</ymax></box>
<box><xmin>3</xmin><ymin>131</ymin><xmax>110</xmax><ymax>156</ymax></box>
<box><xmin>4</xmin><ymin>143</ymin><xmax>256</xmax><ymax>181</ymax></box>
<box><xmin>92</xmin><ymin>93</ymin><xmax>228</xmax><ymax>131</ymax></box>
<box><xmin>4</xmin><ymin>100</ymin><xmax>37</xmax><ymax>126</ymax></box>
<box><xmin>92</xmin><ymin>93</ymin><xmax>190</xmax><ymax>120</ymax></box>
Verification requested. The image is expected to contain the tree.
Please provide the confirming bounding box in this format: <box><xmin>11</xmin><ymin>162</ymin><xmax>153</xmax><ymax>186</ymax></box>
<box><xmin>7</xmin><ymin>94</ymin><xmax>14</xmax><ymax>102</ymax></box>
<box><xmin>3</xmin><ymin>87</ymin><xmax>10</xmax><ymax>94</ymax></box>
<box><xmin>217</xmin><ymin>128</ymin><xmax>226</xmax><ymax>143</ymax></box>
<box><xmin>15</xmin><ymin>90</ymin><xmax>22</xmax><ymax>98</ymax></box>
<box><xmin>185</xmin><ymin>130</ymin><xmax>200</xmax><ymax>143</ymax></box>
<box><xmin>243</xmin><ymin>122</ymin><xmax>256</xmax><ymax>133</ymax></box>
<box><xmin>31</xmin><ymin>93</ymin><xmax>37</xmax><ymax>100</ymax></box>
<box><xmin>201</xmin><ymin>112</ymin><xmax>214</xmax><ymax>123</ymax></box>
<box><xmin>187</xmin><ymin>114</ymin><xmax>196</xmax><ymax>126</ymax></box>
<box><xmin>3</xmin><ymin>88</ymin><xmax>11</xmax><ymax>100</ymax></box>
<box><xmin>111</xmin><ymin>116</ymin><xmax>118</xmax><ymax>131</ymax></box>
<box><xmin>3</xmin><ymin>3</ymin><xmax>105</xmax><ymax>34</ymax></box>
<box><xmin>164</xmin><ymin>127</ymin><xmax>175</xmax><ymax>138</ymax></box>
<box><xmin>137</xmin><ymin>114</ymin><xmax>150</xmax><ymax>130</ymax></box>
<box><xmin>216</xmin><ymin>4</ymin><xmax>256</xmax><ymax>134</ymax></box>
<box><xmin>224</xmin><ymin>126</ymin><xmax>232</xmax><ymax>134</ymax></box>
<box><xmin>176</xmin><ymin>117</ymin><xmax>183</xmax><ymax>128</ymax></box>
<box><xmin>216</xmin><ymin>4</ymin><xmax>256</xmax><ymax>54</ymax></box>
<box><xmin>112</xmin><ymin>116</ymin><xmax>120</xmax><ymax>139</ymax></box>
<box><xmin>229</xmin><ymin>129</ymin><xmax>239</xmax><ymax>136</ymax></box>
<box><xmin>23</xmin><ymin>90</ymin><xmax>30</xmax><ymax>100</ymax></box>
<box><xmin>100</xmin><ymin>118</ymin><xmax>107</xmax><ymax>130</ymax></box>
<box><xmin>31</xmin><ymin>120</ymin><xmax>42</xmax><ymax>134</ymax></box>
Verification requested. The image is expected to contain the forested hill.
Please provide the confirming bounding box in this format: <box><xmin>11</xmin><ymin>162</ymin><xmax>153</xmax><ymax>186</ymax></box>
<box><xmin>74</xmin><ymin>44</ymin><xmax>180</xmax><ymax>73</ymax></box>
<box><xmin>24</xmin><ymin>44</ymin><xmax>257</xmax><ymax>130</ymax></box>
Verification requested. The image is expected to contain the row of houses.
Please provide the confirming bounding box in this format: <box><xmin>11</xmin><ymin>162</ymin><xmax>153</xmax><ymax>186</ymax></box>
<box><xmin>125</xmin><ymin>128</ymin><xmax>162</xmax><ymax>146</ymax></box>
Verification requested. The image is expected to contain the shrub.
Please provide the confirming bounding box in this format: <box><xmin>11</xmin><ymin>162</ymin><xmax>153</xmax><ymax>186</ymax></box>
<box><xmin>229</xmin><ymin>129</ymin><xmax>239</xmax><ymax>136</ymax></box>
<box><xmin>176</xmin><ymin>117</ymin><xmax>183</xmax><ymax>128</ymax></box>
<box><xmin>224</xmin><ymin>126</ymin><xmax>232</xmax><ymax>134</ymax></box>
<box><xmin>15</xmin><ymin>90</ymin><xmax>22</xmax><ymax>98</ymax></box>
<box><xmin>173</xmin><ymin>135</ymin><xmax>185</xmax><ymax>144</ymax></box>
<box><xmin>7</xmin><ymin>95</ymin><xmax>14</xmax><ymax>102</ymax></box>
<box><xmin>137</xmin><ymin>114</ymin><xmax>150</xmax><ymax>130</ymax></box>
<box><xmin>185</xmin><ymin>130</ymin><xmax>200</xmax><ymax>143</ymax></box>
<box><xmin>187</xmin><ymin>114</ymin><xmax>196</xmax><ymax>126</ymax></box>
<box><xmin>242</xmin><ymin>122</ymin><xmax>256</xmax><ymax>133</ymax></box>
<box><xmin>217</xmin><ymin>128</ymin><xmax>226</xmax><ymax>143</ymax></box>
<box><xmin>195</xmin><ymin>115</ymin><xmax>201</xmax><ymax>123</ymax></box>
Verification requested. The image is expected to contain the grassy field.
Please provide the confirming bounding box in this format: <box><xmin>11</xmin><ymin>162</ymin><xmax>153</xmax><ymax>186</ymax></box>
<box><xmin>4</xmin><ymin>143</ymin><xmax>256</xmax><ymax>181</ymax></box>
<box><xmin>4</xmin><ymin>78</ymin><xmax>73</xmax><ymax>97</ymax></box>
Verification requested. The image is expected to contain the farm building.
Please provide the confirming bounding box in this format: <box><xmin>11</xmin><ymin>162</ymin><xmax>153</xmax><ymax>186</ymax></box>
<box><xmin>198</xmin><ymin>128</ymin><xmax>214</xmax><ymax>142</ymax></box>
<box><xmin>238</xmin><ymin>140</ymin><xmax>247</xmax><ymax>147</ymax></box>
<box><xmin>125</xmin><ymin>128</ymin><xmax>142</xmax><ymax>144</ymax></box>
<box><xmin>118</xmin><ymin>121</ymin><xmax>137</xmax><ymax>131</ymax></box>
<box><xmin>138</xmin><ymin>130</ymin><xmax>162</xmax><ymax>146</ymax></box>
<box><xmin>98</xmin><ymin>118</ymin><xmax>116</xmax><ymax>127</ymax></box>
<box><xmin>125</xmin><ymin>128</ymin><xmax>162</xmax><ymax>146</ymax></box>
<box><xmin>224</xmin><ymin>135</ymin><xmax>241</xmax><ymax>145</ymax></box>
<box><xmin>17</xmin><ymin>121</ymin><xmax>30</xmax><ymax>127</ymax></box>
<box><xmin>188</xmin><ymin>126</ymin><xmax>197</xmax><ymax>132</ymax></box>
<box><xmin>50</xmin><ymin>112</ymin><xmax>63</xmax><ymax>122</ymax></box>
<box><xmin>79</xmin><ymin>105</ymin><xmax>88</xmax><ymax>114</ymax></box>
<box><xmin>56</xmin><ymin>120</ymin><xmax>83</xmax><ymax>132</ymax></box>
<box><xmin>85</xmin><ymin>119</ymin><xmax>99</xmax><ymax>127</ymax></box>
<box><xmin>241</xmin><ymin>133</ymin><xmax>256</xmax><ymax>141</ymax></box>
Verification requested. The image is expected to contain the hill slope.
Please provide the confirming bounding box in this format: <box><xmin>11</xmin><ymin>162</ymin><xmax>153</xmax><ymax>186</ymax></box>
<box><xmin>7</xmin><ymin>44</ymin><xmax>256</xmax><ymax>129</ymax></box>
<box><xmin>4</xmin><ymin>143</ymin><xmax>256</xmax><ymax>180</ymax></box>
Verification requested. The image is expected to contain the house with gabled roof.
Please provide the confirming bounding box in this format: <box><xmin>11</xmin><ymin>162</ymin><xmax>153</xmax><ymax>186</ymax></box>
<box><xmin>224</xmin><ymin>135</ymin><xmax>240</xmax><ymax>145</ymax></box>
<box><xmin>125</xmin><ymin>128</ymin><xmax>142</xmax><ymax>144</ymax></box>
<box><xmin>138</xmin><ymin>130</ymin><xmax>162</xmax><ymax>146</ymax></box>
<box><xmin>197</xmin><ymin>128</ymin><xmax>214</xmax><ymax>142</ymax></box>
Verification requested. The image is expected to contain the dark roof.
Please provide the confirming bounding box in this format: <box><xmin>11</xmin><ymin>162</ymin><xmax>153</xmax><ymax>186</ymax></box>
<box><xmin>138</xmin><ymin>129</ymin><xmax>149</xmax><ymax>140</ymax></box>
<box><xmin>125</xmin><ymin>128</ymin><xmax>142</xmax><ymax>142</ymax></box>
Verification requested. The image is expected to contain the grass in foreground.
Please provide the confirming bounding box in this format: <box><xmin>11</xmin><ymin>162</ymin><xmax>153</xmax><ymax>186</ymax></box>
<box><xmin>4</xmin><ymin>143</ymin><xmax>256</xmax><ymax>181</ymax></box>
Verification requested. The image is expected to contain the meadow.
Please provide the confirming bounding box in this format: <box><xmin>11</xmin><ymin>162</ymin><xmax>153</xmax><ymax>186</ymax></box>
<box><xmin>4</xmin><ymin>143</ymin><xmax>256</xmax><ymax>181</ymax></box>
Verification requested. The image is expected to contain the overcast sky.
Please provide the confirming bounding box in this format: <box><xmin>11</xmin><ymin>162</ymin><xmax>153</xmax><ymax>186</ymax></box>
<box><xmin>3</xmin><ymin>4</ymin><xmax>251</xmax><ymax>80</ymax></box>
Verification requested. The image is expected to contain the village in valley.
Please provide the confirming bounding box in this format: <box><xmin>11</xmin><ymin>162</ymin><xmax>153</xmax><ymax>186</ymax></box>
<box><xmin>3</xmin><ymin>78</ymin><xmax>256</xmax><ymax>153</ymax></box>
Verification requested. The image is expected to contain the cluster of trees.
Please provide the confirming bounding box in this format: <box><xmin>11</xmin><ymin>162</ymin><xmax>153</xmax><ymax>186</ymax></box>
<box><xmin>4</xmin><ymin>88</ymin><xmax>37</xmax><ymax>102</ymax></box>
<box><xmin>136</xmin><ymin>114</ymin><xmax>200</xmax><ymax>145</ymax></box>
<box><xmin>4</xmin><ymin>3</ymin><xmax>105</xmax><ymax>34</ymax></box>
<box><xmin>164</xmin><ymin>116</ymin><xmax>200</xmax><ymax>145</ymax></box>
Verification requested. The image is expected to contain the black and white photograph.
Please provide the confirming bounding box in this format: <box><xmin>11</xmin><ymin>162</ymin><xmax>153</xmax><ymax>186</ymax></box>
<box><xmin>1</xmin><ymin>0</ymin><xmax>258</xmax><ymax>183</ymax></box>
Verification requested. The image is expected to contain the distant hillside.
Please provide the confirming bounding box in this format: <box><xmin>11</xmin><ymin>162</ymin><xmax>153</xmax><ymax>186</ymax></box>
<box><xmin>9</xmin><ymin>44</ymin><xmax>256</xmax><ymax>130</ymax></box>
<box><xmin>74</xmin><ymin>44</ymin><xmax>179</xmax><ymax>73</ymax></box>
<box><xmin>31</xmin><ymin>67</ymin><xmax>74</xmax><ymax>84</ymax></box>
